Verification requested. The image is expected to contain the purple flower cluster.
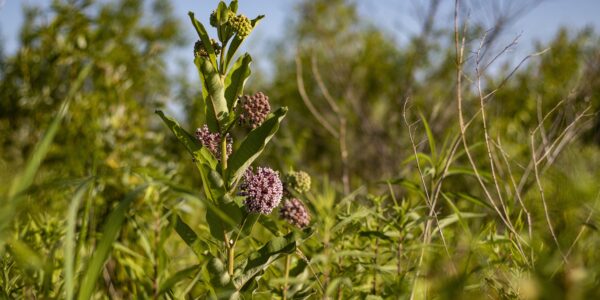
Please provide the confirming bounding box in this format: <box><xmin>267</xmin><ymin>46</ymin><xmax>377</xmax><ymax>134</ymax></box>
<box><xmin>279</xmin><ymin>198</ymin><xmax>310</xmax><ymax>228</ymax></box>
<box><xmin>240</xmin><ymin>167</ymin><xmax>283</xmax><ymax>214</ymax></box>
<box><xmin>195</xmin><ymin>125</ymin><xmax>232</xmax><ymax>160</ymax></box>
<box><xmin>239</xmin><ymin>92</ymin><xmax>271</xmax><ymax>129</ymax></box>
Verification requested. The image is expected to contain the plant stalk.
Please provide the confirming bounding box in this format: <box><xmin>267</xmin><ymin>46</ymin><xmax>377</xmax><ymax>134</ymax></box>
<box><xmin>283</xmin><ymin>253</ymin><xmax>291</xmax><ymax>300</ymax></box>
<box><xmin>221</xmin><ymin>136</ymin><xmax>228</xmax><ymax>178</ymax></box>
<box><xmin>228</xmin><ymin>245</ymin><xmax>235</xmax><ymax>276</ymax></box>
<box><xmin>220</xmin><ymin>40</ymin><xmax>228</xmax><ymax>75</ymax></box>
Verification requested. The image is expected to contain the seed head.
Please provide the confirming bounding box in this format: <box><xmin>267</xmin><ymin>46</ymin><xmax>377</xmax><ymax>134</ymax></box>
<box><xmin>240</xmin><ymin>167</ymin><xmax>283</xmax><ymax>214</ymax></box>
<box><xmin>284</xmin><ymin>171</ymin><xmax>311</xmax><ymax>194</ymax></box>
<box><xmin>195</xmin><ymin>125</ymin><xmax>232</xmax><ymax>160</ymax></box>
<box><xmin>279</xmin><ymin>198</ymin><xmax>311</xmax><ymax>228</ymax></box>
<box><xmin>194</xmin><ymin>39</ymin><xmax>221</xmax><ymax>58</ymax></box>
<box><xmin>239</xmin><ymin>92</ymin><xmax>270</xmax><ymax>129</ymax></box>
<box><xmin>230</xmin><ymin>14</ymin><xmax>252</xmax><ymax>38</ymax></box>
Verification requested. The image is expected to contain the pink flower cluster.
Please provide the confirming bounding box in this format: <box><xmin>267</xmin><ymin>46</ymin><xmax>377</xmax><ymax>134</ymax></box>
<box><xmin>240</xmin><ymin>167</ymin><xmax>283</xmax><ymax>214</ymax></box>
<box><xmin>239</xmin><ymin>92</ymin><xmax>271</xmax><ymax>129</ymax></box>
<box><xmin>195</xmin><ymin>125</ymin><xmax>232</xmax><ymax>160</ymax></box>
<box><xmin>279</xmin><ymin>198</ymin><xmax>310</xmax><ymax>228</ymax></box>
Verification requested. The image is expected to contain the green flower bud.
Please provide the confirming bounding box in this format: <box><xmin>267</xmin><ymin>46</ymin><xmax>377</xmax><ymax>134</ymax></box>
<box><xmin>211</xmin><ymin>9</ymin><xmax>235</xmax><ymax>28</ymax></box>
<box><xmin>284</xmin><ymin>171</ymin><xmax>311</xmax><ymax>194</ymax></box>
<box><xmin>230</xmin><ymin>14</ymin><xmax>252</xmax><ymax>38</ymax></box>
<box><xmin>194</xmin><ymin>39</ymin><xmax>221</xmax><ymax>58</ymax></box>
<box><xmin>209</xmin><ymin>10</ymin><xmax>218</xmax><ymax>27</ymax></box>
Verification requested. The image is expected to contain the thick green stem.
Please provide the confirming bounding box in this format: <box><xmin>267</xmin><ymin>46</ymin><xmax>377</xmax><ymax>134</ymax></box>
<box><xmin>219</xmin><ymin>40</ymin><xmax>228</xmax><ymax>75</ymax></box>
<box><xmin>221</xmin><ymin>136</ymin><xmax>228</xmax><ymax>178</ymax></box>
<box><xmin>283</xmin><ymin>253</ymin><xmax>291</xmax><ymax>300</ymax></box>
<box><xmin>283</xmin><ymin>227</ymin><xmax>291</xmax><ymax>299</ymax></box>
<box><xmin>227</xmin><ymin>245</ymin><xmax>235</xmax><ymax>276</ymax></box>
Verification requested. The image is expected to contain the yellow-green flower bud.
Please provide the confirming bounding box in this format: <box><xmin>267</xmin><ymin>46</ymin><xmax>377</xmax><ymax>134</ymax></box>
<box><xmin>230</xmin><ymin>14</ymin><xmax>252</xmax><ymax>38</ymax></box>
<box><xmin>284</xmin><ymin>171</ymin><xmax>311</xmax><ymax>194</ymax></box>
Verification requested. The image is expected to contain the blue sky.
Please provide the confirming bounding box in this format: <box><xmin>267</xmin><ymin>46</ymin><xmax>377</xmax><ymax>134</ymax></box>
<box><xmin>2</xmin><ymin>0</ymin><xmax>600</xmax><ymax>75</ymax></box>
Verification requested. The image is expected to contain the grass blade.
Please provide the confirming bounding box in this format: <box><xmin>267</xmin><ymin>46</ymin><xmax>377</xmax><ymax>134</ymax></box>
<box><xmin>77</xmin><ymin>185</ymin><xmax>147</xmax><ymax>300</ymax></box>
<box><xmin>158</xmin><ymin>264</ymin><xmax>200</xmax><ymax>295</ymax></box>
<box><xmin>64</xmin><ymin>178</ymin><xmax>93</xmax><ymax>300</ymax></box>
<box><xmin>8</xmin><ymin>64</ymin><xmax>92</xmax><ymax>198</ymax></box>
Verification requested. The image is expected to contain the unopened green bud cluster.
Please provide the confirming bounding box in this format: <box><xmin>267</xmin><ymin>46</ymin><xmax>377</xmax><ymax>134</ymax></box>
<box><xmin>194</xmin><ymin>39</ymin><xmax>221</xmax><ymax>57</ymax></box>
<box><xmin>210</xmin><ymin>10</ymin><xmax>236</xmax><ymax>27</ymax></box>
<box><xmin>229</xmin><ymin>15</ymin><xmax>252</xmax><ymax>37</ymax></box>
<box><xmin>209</xmin><ymin>9</ymin><xmax>252</xmax><ymax>39</ymax></box>
<box><xmin>283</xmin><ymin>171</ymin><xmax>311</xmax><ymax>194</ymax></box>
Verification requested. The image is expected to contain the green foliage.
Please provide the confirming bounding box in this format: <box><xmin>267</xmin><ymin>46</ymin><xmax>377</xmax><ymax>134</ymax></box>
<box><xmin>226</xmin><ymin>107</ymin><xmax>288</xmax><ymax>186</ymax></box>
<box><xmin>1</xmin><ymin>0</ymin><xmax>600</xmax><ymax>298</ymax></box>
<box><xmin>77</xmin><ymin>186</ymin><xmax>147</xmax><ymax>300</ymax></box>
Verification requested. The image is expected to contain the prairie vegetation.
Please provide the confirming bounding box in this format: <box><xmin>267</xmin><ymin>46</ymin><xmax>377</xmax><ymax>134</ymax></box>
<box><xmin>1</xmin><ymin>0</ymin><xmax>599</xmax><ymax>299</ymax></box>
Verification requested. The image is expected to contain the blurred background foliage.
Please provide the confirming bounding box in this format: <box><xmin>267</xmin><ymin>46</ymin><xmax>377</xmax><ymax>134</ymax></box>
<box><xmin>1</xmin><ymin>0</ymin><xmax>599</xmax><ymax>298</ymax></box>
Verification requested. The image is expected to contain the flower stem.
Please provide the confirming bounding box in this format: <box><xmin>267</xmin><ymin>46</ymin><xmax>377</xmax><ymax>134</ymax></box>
<box><xmin>283</xmin><ymin>253</ymin><xmax>291</xmax><ymax>300</ymax></box>
<box><xmin>227</xmin><ymin>245</ymin><xmax>235</xmax><ymax>276</ymax></box>
<box><xmin>221</xmin><ymin>136</ymin><xmax>228</xmax><ymax>178</ymax></box>
<box><xmin>219</xmin><ymin>40</ymin><xmax>228</xmax><ymax>76</ymax></box>
<box><xmin>283</xmin><ymin>227</ymin><xmax>291</xmax><ymax>300</ymax></box>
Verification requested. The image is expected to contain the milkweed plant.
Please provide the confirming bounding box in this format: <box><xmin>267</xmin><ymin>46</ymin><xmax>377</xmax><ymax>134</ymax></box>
<box><xmin>156</xmin><ymin>1</ymin><xmax>313</xmax><ymax>298</ymax></box>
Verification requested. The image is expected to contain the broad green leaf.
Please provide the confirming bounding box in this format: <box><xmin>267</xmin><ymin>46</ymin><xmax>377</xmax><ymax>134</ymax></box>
<box><xmin>217</xmin><ymin>2</ymin><xmax>229</xmax><ymax>25</ymax></box>
<box><xmin>441</xmin><ymin>193</ymin><xmax>471</xmax><ymax>234</ymax></box>
<box><xmin>358</xmin><ymin>230</ymin><xmax>393</xmax><ymax>242</ymax></box>
<box><xmin>224</xmin><ymin>15</ymin><xmax>264</xmax><ymax>70</ymax></box>
<box><xmin>77</xmin><ymin>186</ymin><xmax>147</xmax><ymax>300</ymax></box>
<box><xmin>325</xmin><ymin>277</ymin><xmax>352</xmax><ymax>297</ymax></box>
<box><xmin>194</xmin><ymin>161</ymin><xmax>224</xmax><ymax>202</ymax></box>
<box><xmin>159</xmin><ymin>264</ymin><xmax>200</xmax><ymax>295</ymax></box>
<box><xmin>383</xmin><ymin>177</ymin><xmax>424</xmax><ymax>197</ymax></box>
<box><xmin>188</xmin><ymin>12</ymin><xmax>218</xmax><ymax>68</ymax></box>
<box><xmin>64</xmin><ymin>178</ymin><xmax>93</xmax><ymax>300</ymax></box>
<box><xmin>331</xmin><ymin>210</ymin><xmax>372</xmax><ymax>234</ymax></box>
<box><xmin>229</xmin><ymin>0</ymin><xmax>238</xmax><ymax>13</ymax></box>
<box><xmin>257</xmin><ymin>216</ymin><xmax>279</xmax><ymax>235</ymax></box>
<box><xmin>224</xmin><ymin>53</ymin><xmax>252</xmax><ymax>110</ymax></box>
<box><xmin>235</xmin><ymin>228</ymin><xmax>313</xmax><ymax>291</ymax></box>
<box><xmin>239</xmin><ymin>212</ymin><xmax>260</xmax><ymax>239</ymax></box>
<box><xmin>419</xmin><ymin>112</ymin><xmax>436</xmax><ymax>160</ymax></box>
<box><xmin>451</xmin><ymin>192</ymin><xmax>492</xmax><ymax>209</ymax></box>
<box><xmin>215</xmin><ymin>2</ymin><xmax>229</xmax><ymax>42</ymax></box>
<box><xmin>206</xmin><ymin>197</ymin><xmax>243</xmax><ymax>241</ymax></box>
<box><xmin>401</xmin><ymin>152</ymin><xmax>434</xmax><ymax>167</ymax></box>
<box><xmin>172</xmin><ymin>214</ymin><xmax>209</xmax><ymax>260</ymax></box>
<box><xmin>433</xmin><ymin>212</ymin><xmax>486</xmax><ymax>234</ymax></box>
<box><xmin>446</xmin><ymin>167</ymin><xmax>492</xmax><ymax>182</ymax></box>
<box><xmin>226</xmin><ymin>107</ymin><xmax>287</xmax><ymax>186</ymax></box>
<box><xmin>196</xmin><ymin>56</ymin><xmax>229</xmax><ymax>131</ymax></box>
<box><xmin>203</xmin><ymin>256</ymin><xmax>238</xmax><ymax>299</ymax></box>
<box><xmin>207</xmin><ymin>257</ymin><xmax>231</xmax><ymax>287</ymax></box>
<box><xmin>155</xmin><ymin>109</ymin><xmax>217</xmax><ymax>168</ymax></box>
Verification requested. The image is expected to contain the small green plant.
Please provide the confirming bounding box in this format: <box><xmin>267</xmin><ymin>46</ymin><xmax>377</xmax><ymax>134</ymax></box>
<box><xmin>156</xmin><ymin>1</ymin><xmax>314</xmax><ymax>298</ymax></box>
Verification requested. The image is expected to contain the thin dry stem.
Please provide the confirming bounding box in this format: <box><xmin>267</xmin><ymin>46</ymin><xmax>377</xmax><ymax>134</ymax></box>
<box><xmin>454</xmin><ymin>0</ymin><xmax>530</xmax><ymax>264</ymax></box>
<box><xmin>530</xmin><ymin>133</ymin><xmax>567</xmax><ymax>263</ymax></box>
<box><xmin>295</xmin><ymin>53</ymin><xmax>338</xmax><ymax>138</ymax></box>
